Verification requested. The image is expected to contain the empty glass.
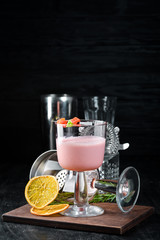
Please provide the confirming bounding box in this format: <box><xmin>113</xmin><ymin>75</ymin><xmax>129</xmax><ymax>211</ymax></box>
<box><xmin>91</xmin><ymin>166</ymin><xmax>140</xmax><ymax>213</ymax></box>
<box><xmin>83</xmin><ymin>96</ymin><xmax>119</xmax><ymax>180</ymax></box>
<box><xmin>83</xmin><ymin>96</ymin><xmax>117</xmax><ymax>125</ymax></box>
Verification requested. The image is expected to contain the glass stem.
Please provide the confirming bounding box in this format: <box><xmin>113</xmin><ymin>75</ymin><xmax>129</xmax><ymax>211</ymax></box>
<box><xmin>74</xmin><ymin>172</ymin><xmax>88</xmax><ymax>208</ymax></box>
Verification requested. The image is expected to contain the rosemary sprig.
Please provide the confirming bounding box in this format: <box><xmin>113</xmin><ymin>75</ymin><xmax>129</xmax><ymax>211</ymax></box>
<box><xmin>50</xmin><ymin>192</ymin><xmax>74</xmax><ymax>205</ymax></box>
<box><xmin>97</xmin><ymin>180</ymin><xmax>117</xmax><ymax>188</ymax></box>
<box><xmin>90</xmin><ymin>192</ymin><xmax>116</xmax><ymax>203</ymax></box>
<box><xmin>50</xmin><ymin>192</ymin><xmax>116</xmax><ymax>205</ymax></box>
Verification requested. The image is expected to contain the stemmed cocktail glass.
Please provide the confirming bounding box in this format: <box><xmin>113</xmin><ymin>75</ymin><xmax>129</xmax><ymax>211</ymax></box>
<box><xmin>56</xmin><ymin>120</ymin><xmax>106</xmax><ymax>217</ymax></box>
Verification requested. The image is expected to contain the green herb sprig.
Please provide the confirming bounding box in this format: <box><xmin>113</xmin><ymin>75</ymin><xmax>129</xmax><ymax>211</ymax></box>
<box><xmin>90</xmin><ymin>192</ymin><xmax>116</xmax><ymax>203</ymax></box>
<box><xmin>50</xmin><ymin>192</ymin><xmax>116</xmax><ymax>205</ymax></box>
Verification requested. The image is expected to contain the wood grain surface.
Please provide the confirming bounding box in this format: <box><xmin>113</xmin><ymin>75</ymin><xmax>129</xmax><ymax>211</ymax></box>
<box><xmin>2</xmin><ymin>203</ymin><xmax>154</xmax><ymax>235</ymax></box>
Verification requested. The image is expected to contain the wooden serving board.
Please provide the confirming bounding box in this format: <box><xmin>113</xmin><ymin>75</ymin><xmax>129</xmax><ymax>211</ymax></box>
<box><xmin>2</xmin><ymin>203</ymin><xmax>154</xmax><ymax>235</ymax></box>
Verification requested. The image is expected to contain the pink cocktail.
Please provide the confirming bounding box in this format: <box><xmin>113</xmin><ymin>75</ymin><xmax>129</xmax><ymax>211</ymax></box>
<box><xmin>57</xmin><ymin>136</ymin><xmax>105</xmax><ymax>171</ymax></box>
<box><xmin>56</xmin><ymin>120</ymin><xmax>106</xmax><ymax>217</ymax></box>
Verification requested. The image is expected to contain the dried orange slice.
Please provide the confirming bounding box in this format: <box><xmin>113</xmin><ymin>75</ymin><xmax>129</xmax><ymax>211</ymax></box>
<box><xmin>30</xmin><ymin>204</ymin><xmax>69</xmax><ymax>216</ymax></box>
<box><xmin>25</xmin><ymin>175</ymin><xmax>59</xmax><ymax>209</ymax></box>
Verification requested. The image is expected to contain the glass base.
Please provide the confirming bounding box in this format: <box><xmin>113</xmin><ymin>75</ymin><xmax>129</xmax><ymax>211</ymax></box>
<box><xmin>116</xmin><ymin>166</ymin><xmax>140</xmax><ymax>213</ymax></box>
<box><xmin>60</xmin><ymin>204</ymin><xmax>104</xmax><ymax>217</ymax></box>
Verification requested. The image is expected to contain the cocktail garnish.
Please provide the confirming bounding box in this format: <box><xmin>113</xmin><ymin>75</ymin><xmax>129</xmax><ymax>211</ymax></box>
<box><xmin>57</xmin><ymin>117</ymin><xmax>80</xmax><ymax>127</ymax></box>
<box><xmin>57</xmin><ymin>118</ymin><xmax>68</xmax><ymax>124</ymax></box>
<box><xmin>66</xmin><ymin>120</ymin><xmax>74</xmax><ymax>127</ymax></box>
<box><xmin>70</xmin><ymin>117</ymin><xmax>80</xmax><ymax>124</ymax></box>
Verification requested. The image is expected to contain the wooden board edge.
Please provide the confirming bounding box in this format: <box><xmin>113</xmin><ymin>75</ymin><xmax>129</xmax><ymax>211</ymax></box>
<box><xmin>2</xmin><ymin>204</ymin><xmax>155</xmax><ymax>235</ymax></box>
<box><xmin>2</xmin><ymin>213</ymin><xmax>121</xmax><ymax>235</ymax></box>
<box><xmin>120</xmin><ymin>206</ymin><xmax>155</xmax><ymax>235</ymax></box>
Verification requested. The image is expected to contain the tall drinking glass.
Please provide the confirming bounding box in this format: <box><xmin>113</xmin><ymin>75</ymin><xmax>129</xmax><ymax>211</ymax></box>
<box><xmin>83</xmin><ymin>96</ymin><xmax>119</xmax><ymax>180</ymax></box>
<box><xmin>83</xmin><ymin>96</ymin><xmax>117</xmax><ymax>125</ymax></box>
<box><xmin>56</xmin><ymin>120</ymin><xmax>106</xmax><ymax>217</ymax></box>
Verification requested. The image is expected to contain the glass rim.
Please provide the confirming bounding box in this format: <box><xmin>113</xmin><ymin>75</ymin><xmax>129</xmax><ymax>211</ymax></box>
<box><xmin>82</xmin><ymin>95</ymin><xmax>117</xmax><ymax>100</ymax></box>
<box><xmin>41</xmin><ymin>93</ymin><xmax>77</xmax><ymax>98</ymax></box>
<box><xmin>54</xmin><ymin>119</ymin><xmax>107</xmax><ymax>127</ymax></box>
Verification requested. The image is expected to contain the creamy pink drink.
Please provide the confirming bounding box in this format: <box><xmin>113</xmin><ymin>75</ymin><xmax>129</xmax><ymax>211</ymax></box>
<box><xmin>57</xmin><ymin>136</ymin><xmax>105</xmax><ymax>171</ymax></box>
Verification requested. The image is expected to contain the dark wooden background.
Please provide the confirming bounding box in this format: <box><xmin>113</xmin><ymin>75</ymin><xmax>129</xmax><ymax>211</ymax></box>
<box><xmin>0</xmin><ymin>0</ymin><xmax>160</xmax><ymax>175</ymax></box>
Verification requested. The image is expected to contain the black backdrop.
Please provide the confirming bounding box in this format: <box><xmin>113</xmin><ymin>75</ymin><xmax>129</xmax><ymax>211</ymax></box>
<box><xmin>0</xmin><ymin>0</ymin><xmax>160</xmax><ymax>175</ymax></box>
